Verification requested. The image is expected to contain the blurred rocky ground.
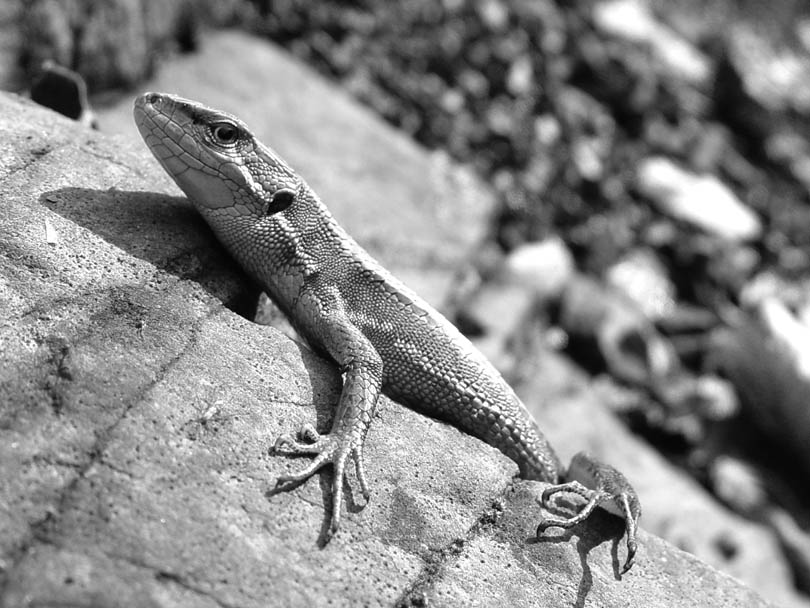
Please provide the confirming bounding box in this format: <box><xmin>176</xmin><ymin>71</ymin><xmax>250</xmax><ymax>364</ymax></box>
<box><xmin>3</xmin><ymin>0</ymin><xmax>810</xmax><ymax>605</ymax></box>
<box><xmin>0</xmin><ymin>0</ymin><xmax>253</xmax><ymax>92</ymax></box>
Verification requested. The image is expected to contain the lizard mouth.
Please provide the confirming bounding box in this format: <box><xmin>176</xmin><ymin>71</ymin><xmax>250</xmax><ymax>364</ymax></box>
<box><xmin>135</xmin><ymin>91</ymin><xmax>193</xmax><ymax>114</ymax></box>
<box><xmin>134</xmin><ymin>92</ymin><xmax>197</xmax><ymax>133</ymax></box>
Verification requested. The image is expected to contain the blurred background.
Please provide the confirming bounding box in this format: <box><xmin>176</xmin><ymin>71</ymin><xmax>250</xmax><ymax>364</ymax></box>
<box><xmin>3</xmin><ymin>0</ymin><xmax>810</xmax><ymax>605</ymax></box>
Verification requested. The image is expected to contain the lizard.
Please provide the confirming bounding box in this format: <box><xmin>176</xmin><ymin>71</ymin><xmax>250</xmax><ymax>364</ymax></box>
<box><xmin>133</xmin><ymin>92</ymin><xmax>641</xmax><ymax>573</ymax></box>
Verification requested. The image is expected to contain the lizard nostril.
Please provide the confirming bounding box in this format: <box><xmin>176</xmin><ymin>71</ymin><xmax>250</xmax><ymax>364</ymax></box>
<box><xmin>146</xmin><ymin>93</ymin><xmax>161</xmax><ymax>107</ymax></box>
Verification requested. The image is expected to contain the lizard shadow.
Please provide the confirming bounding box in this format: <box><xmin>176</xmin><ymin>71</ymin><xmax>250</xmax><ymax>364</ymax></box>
<box><xmin>530</xmin><ymin>507</ymin><xmax>628</xmax><ymax>608</ymax></box>
<box><xmin>43</xmin><ymin>186</ymin><xmax>352</xmax><ymax>540</ymax></box>
<box><xmin>41</xmin><ymin>187</ymin><xmax>260</xmax><ymax>317</ymax></box>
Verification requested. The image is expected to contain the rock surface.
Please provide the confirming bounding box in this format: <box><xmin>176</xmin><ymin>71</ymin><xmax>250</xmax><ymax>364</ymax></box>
<box><xmin>0</xmin><ymin>34</ymin><xmax>778</xmax><ymax>608</ymax></box>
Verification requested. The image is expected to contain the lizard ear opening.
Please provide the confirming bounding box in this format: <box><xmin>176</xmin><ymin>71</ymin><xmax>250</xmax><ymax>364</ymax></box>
<box><xmin>265</xmin><ymin>188</ymin><xmax>296</xmax><ymax>215</ymax></box>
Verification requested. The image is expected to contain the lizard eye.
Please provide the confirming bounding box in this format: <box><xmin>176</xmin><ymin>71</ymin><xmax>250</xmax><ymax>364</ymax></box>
<box><xmin>265</xmin><ymin>188</ymin><xmax>296</xmax><ymax>215</ymax></box>
<box><xmin>210</xmin><ymin>122</ymin><xmax>239</xmax><ymax>145</ymax></box>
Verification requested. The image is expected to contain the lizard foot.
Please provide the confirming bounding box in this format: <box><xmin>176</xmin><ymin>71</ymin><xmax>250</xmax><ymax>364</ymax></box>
<box><xmin>536</xmin><ymin>452</ymin><xmax>640</xmax><ymax>574</ymax></box>
<box><xmin>273</xmin><ymin>426</ymin><xmax>370</xmax><ymax>542</ymax></box>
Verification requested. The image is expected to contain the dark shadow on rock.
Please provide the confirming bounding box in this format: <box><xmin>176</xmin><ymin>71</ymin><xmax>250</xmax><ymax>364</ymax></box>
<box><xmin>529</xmin><ymin>527</ymin><xmax>594</xmax><ymax>606</ymax></box>
<box><xmin>532</xmin><ymin>508</ymin><xmax>628</xmax><ymax>608</ymax></box>
<box><xmin>41</xmin><ymin>186</ymin><xmax>259</xmax><ymax>318</ymax></box>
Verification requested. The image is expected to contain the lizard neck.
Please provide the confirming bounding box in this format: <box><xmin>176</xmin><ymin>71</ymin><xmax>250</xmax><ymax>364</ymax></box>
<box><xmin>196</xmin><ymin>187</ymin><xmax>341</xmax><ymax>307</ymax></box>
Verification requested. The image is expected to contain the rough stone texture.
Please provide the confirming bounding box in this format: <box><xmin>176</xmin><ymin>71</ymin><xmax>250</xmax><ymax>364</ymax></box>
<box><xmin>0</xmin><ymin>33</ymin><xmax>777</xmax><ymax>608</ymax></box>
<box><xmin>424</xmin><ymin>484</ymin><xmax>769</xmax><ymax>608</ymax></box>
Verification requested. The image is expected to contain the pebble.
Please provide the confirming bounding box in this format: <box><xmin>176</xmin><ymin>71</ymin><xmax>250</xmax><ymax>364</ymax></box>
<box><xmin>501</xmin><ymin>237</ymin><xmax>575</xmax><ymax>301</ymax></box>
<box><xmin>592</xmin><ymin>0</ymin><xmax>710</xmax><ymax>83</ymax></box>
<box><xmin>636</xmin><ymin>156</ymin><xmax>762</xmax><ymax>242</ymax></box>
<box><xmin>506</xmin><ymin>54</ymin><xmax>534</xmax><ymax>96</ymax></box>
<box><xmin>606</xmin><ymin>248</ymin><xmax>676</xmax><ymax>321</ymax></box>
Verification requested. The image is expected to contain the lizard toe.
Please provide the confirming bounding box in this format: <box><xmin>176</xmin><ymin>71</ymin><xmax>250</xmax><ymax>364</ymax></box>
<box><xmin>276</xmin><ymin>448</ymin><xmax>335</xmax><ymax>485</ymax></box>
<box><xmin>273</xmin><ymin>427</ymin><xmax>326</xmax><ymax>455</ymax></box>
<box><xmin>352</xmin><ymin>445</ymin><xmax>370</xmax><ymax>501</ymax></box>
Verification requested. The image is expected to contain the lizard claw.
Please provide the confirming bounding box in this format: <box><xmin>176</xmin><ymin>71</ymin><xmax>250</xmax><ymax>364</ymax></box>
<box><xmin>273</xmin><ymin>423</ymin><xmax>324</xmax><ymax>455</ymax></box>
<box><xmin>273</xmin><ymin>428</ymin><xmax>370</xmax><ymax>542</ymax></box>
<box><xmin>536</xmin><ymin>452</ymin><xmax>641</xmax><ymax>574</ymax></box>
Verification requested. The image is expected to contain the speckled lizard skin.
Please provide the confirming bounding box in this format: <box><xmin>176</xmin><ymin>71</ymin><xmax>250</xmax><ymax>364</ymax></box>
<box><xmin>134</xmin><ymin>93</ymin><xmax>641</xmax><ymax>572</ymax></box>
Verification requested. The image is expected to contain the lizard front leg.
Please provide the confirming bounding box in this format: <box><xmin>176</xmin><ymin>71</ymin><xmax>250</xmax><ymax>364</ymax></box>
<box><xmin>274</xmin><ymin>309</ymin><xmax>383</xmax><ymax>542</ymax></box>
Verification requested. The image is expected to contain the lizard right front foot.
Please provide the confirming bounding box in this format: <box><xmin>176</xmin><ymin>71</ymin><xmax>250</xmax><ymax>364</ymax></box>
<box><xmin>273</xmin><ymin>423</ymin><xmax>370</xmax><ymax>541</ymax></box>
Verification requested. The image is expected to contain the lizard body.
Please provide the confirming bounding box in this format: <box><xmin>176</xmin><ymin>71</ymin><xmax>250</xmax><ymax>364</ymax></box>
<box><xmin>134</xmin><ymin>93</ymin><xmax>640</xmax><ymax>572</ymax></box>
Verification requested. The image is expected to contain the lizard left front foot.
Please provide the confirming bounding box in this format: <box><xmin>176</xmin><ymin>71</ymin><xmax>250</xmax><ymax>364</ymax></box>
<box><xmin>273</xmin><ymin>423</ymin><xmax>370</xmax><ymax>541</ymax></box>
<box><xmin>536</xmin><ymin>451</ymin><xmax>641</xmax><ymax>573</ymax></box>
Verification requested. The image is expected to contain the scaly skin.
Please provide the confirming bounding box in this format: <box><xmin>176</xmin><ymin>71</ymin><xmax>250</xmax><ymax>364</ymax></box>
<box><xmin>133</xmin><ymin>92</ymin><xmax>641</xmax><ymax>572</ymax></box>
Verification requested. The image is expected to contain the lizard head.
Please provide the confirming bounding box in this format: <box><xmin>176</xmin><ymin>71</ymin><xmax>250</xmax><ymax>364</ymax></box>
<box><xmin>133</xmin><ymin>92</ymin><xmax>301</xmax><ymax>219</ymax></box>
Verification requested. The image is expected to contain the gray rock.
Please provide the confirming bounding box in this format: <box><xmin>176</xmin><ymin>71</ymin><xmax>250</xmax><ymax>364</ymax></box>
<box><xmin>29</xmin><ymin>60</ymin><xmax>98</xmax><ymax>128</ymax></box>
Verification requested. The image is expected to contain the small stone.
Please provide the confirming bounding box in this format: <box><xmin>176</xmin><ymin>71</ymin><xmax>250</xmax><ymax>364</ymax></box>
<box><xmin>533</xmin><ymin>114</ymin><xmax>561</xmax><ymax>146</ymax></box>
<box><xmin>637</xmin><ymin>157</ymin><xmax>762</xmax><ymax>242</ymax></box>
<box><xmin>693</xmin><ymin>375</ymin><xmax>739</xmax><ymax>420</ymax></box>
<box><xmin>593</xmin><ymin>0</ymin><xmax>710</xmax><ymax>83</ymax></box>
<box><xmin>506</xmin><ymin>55</ymin><xmax>534</xmax><ymax>96</ymax></box>
<box><xmin>572</xmin><ymin>139</ymin><xmax>603</xmax><ymax>181</ymax></box>
<box><xmin>440</xmin><ymin>88</ymin><xmax>465</xmax><ymax>114</ymax></box>
<box><xmin>710</xmin><ymin>456</ymin><xmax>767</xmax><ymax>517</ymax></box>
<box><xmin>502</xmin><ymin>237</ymin><xmax>575</xmax><ymax>301</ymax></box>
<box><xmin>44</xmin><ymin>218</ymin><xmax>59</xmax><ymax>245</ymax></box>
<box><xmin>477</xmin><ymin>0</ymin><xmax>509</xmax><ymax>31</ymax></box>
<box><xmin>485</xmin><ymin>100</ymin><xmax>514</xmax><ymax>136</ymax></box>
<box><xmin>606</xmin><ymin>249</ymin><xmax>676</xmax><ymax>321</ymax></box>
